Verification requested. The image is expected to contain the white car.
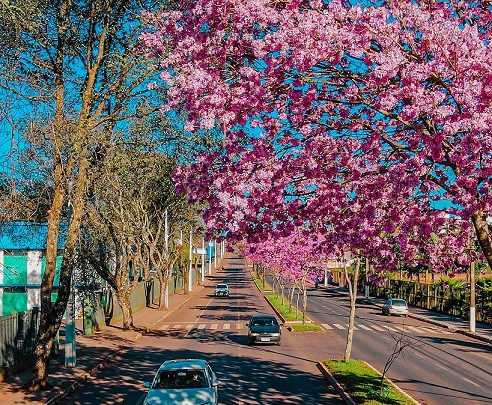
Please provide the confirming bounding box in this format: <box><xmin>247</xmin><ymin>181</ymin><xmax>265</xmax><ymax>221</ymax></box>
<box><xmin>143</xmin><ymin>359</ymin><xmax>220</xmax><ymax>405</ymax></box>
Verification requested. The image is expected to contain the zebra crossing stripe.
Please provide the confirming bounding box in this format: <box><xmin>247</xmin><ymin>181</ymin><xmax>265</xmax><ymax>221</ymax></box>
<box><xmin>236</xmin><ymin>323</ymin><xmax>243</xmax><ymax>330</ymax></box>
<box><xmin>369</xmin><ymin>325</ymin><xmax>385</xmax><ymax>332</ymax></box>
<box><xmin>321</xmin><ymin>323</ymin><xmax>333</xmax><ymax>330</ymax></box>
<box><xmin>211</xmin><ymin>324</ymin><xmax>219</xmax><ymax>330</ymax></box>
<box><xmin>358</xmin><ymin>325</ymin><xmax>372</xmax><ymax>331</ymax></box>
<box><xmin>172</xmin><ymin>324</ymin><xmax>182</xmax><ymax>329</ymax></box>
<box><xmin>404</xmin><ymin>325</ymin><xmax>422</xmax><ymax>333</ymax></box>
<box><xmin>223</xmin><ymin>323</ymin><xmax>231</xmax><ymax>330</ymax></box>
<box><xmin>198</xmin><ymin>324</ymin><xmax>206</xmax><ymax>330</ymax></box>
<box><xmin>385</xmin><ymin>325</ymin><xmax>399</xmax><ymax>332</ymax></box>
<box><xmin>159</xmin><ymin>324</ymin><xmax>170</xmax><ymax>331</ymax></box>
<box><xmin>333</xmin><ymin>324</ymin><xmax>345</xmax><ymax>330</ymax></box>
<box><xmin>345</xmin><ymin>324</ymin><xmax>358</xmax><ymax>330</ymax></box>
<box><xmin>185</xmin><ymin>324</ymin><xmax>194</xmax><ymax>329</ymax></box>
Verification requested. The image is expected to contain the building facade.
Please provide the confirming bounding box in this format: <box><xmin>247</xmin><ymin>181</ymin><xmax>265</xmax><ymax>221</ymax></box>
<box><xmin>0</xmin><ymin>222</ymin><xmax>66</xmax><ymax>316</ymax></box>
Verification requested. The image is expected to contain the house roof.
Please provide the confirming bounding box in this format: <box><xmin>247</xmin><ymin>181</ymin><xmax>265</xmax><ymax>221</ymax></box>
<box><xmin>0</xmin><ymin>221</ymin><xmax>68</xmax><ymax>250</ymax></box>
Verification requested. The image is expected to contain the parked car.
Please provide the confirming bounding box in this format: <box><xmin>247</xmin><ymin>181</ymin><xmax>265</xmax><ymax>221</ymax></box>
<box><xmin>247</xmin><ymin>313</ymin><xmax>281</xmax><ymax>345</ymax></box>
<box><xmin>382</xmin><ymin>298</ymin><xmax>409</xmax><ymax>316</ymax></box>
<box><xmin>143</xmin><ymin>359</ymin><xmax>220</xmax><ymax>405</ymax></box>
<box><xmin>214</xmin><ymin>283</ymin><xmax>229</xmax><ymax>297</ymax></box>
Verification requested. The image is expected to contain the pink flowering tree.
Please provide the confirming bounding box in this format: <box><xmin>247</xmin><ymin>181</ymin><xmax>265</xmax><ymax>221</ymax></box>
<box><xmin>142</xmin><ymin>0</ymin><xmax>491</xmax><ymax>271</ymax></box>
<box><xmin>244</xmin><ymin>231</ymin><xmax>326</xmax><ymax>323</ymax></box>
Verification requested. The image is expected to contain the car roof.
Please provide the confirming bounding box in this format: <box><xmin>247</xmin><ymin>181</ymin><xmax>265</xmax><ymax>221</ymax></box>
<box><xmin>158</xmin><ymin>359</ymin><xmax>209</xmax><ymax>371</ymax></box>
<box><xmin>251</xmin><ymin>313</ymin><xmax>276</xmax><ymax>319</ymax></box>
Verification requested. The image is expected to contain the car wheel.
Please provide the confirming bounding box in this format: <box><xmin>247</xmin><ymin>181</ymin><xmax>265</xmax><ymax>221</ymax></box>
<box><xmin>248</xmin><ymin>338</ymin><xmax>253</xmax><ymax>346</ymax></box>
<box><xmin>277</xmin><ymin>340</ymin><xmax>281</xmax><ymax>346</ymax></box>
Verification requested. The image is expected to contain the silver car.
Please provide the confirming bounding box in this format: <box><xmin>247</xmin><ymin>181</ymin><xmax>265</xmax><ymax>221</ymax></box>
<box><xmin>144</xmin><ymin>359</ymin><xmax>219</xmax><ymax>405</ymax></box>
<box><xmin>214</xmin><ymin>283</ymin><xmax>229</xmax><ymax>297</ymax></box>
<box><xmin>382</xmin><ymin>298</ymin><xmax>409</xmax><ymax>316</ymax></box>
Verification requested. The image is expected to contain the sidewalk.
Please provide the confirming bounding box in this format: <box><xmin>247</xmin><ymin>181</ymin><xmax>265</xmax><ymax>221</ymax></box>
<box><xmin>0</xmin><ymin>283</ymin><xmax>206</xmax><ymax>405</ymax></box>
<box><xmin>325</xmin><ymin>285</ymin><xmax>492</xmax><ymax>345</ymax></box>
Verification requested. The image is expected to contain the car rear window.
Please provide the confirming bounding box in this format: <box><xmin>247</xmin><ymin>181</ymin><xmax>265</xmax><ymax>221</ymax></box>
<box><xmin>154</xmin><ymin>369</ymin><xmax>209</xmax><ymax>389</ymax></box>
<box><xmin>251</xmin><ymin>318</ymin><xmax>278</xmax><ymax>326</ymax></box>
<box><xmin>392</xmin><ymin>300</ymin><xmax>406</xmax><ymax>306</ymax></box>
<box><xmin>216</xmin><ymin>284</ymin><xmax>228</xmax><ymax>288</ymax></box>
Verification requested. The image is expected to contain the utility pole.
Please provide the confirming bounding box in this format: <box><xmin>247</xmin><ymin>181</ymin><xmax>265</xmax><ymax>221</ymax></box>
<box><xmin>470</xmin><ymin>260</ymin><xmax>476</xmax><ymax>333</ymax></box>
<box><xmin>214</xmin><ymin>240</ymin><xmax>217</xmax><ymax>268</ymax></box>
<box><xmin>164</xmin><ymin>208</ymin><xmax>169</xmax><ymax>308</ymax></box>
<box><xmin>208</xmin><ymin>241</ymin><xmax>212</xmax><ymax>275</ymax></box>
<box><xmin>201</xmin><ymin>238</ymin><xmax>205</xmax><ymax>283</ymax></box>
<box><xmin>188</xmin><ymin>229</ymin><xmax>193</xmax><ymax>292</ymax></box>
<box><xmin>364</xmin><ymin>257</ymin><xmax>370</xmax><ymax>299</ymax></box>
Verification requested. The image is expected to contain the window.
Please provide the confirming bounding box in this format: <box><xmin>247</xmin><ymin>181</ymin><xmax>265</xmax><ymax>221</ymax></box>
<box><xmin>154</xmin><ymin>369</ymin><xmax>209</xmax><ymax>389</ymax></box>
<box><xmin>252</xmin><ymin>318</ymin><xmax>278</xmax><ymax>327</ymax></box>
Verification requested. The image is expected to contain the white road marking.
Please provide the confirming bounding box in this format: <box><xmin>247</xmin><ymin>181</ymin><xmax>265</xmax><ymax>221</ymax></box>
<box><xmin>321</xmin><ymin>323</ymin><xmax>333</xmax><ymax>330</ymax></box>
<box><xmin>159</xmin><ymin>324</ymin><xmax>170</xmax><ymax>331</ymax></box>
<box><xmin>345</xmin><ymin>324</ymin><xmax>359</xmax><ymax>330</ymax></box>
<box><xmin>413</xmin><ymin>351</ymin><xmax>426</xmax><ymax>359</ymax></box>
<box><xmin>185</xmin><ymin>324</ymin><xmax>194</xmax><ymax>329</ymax></box>
<box><xmin>172</xmin><ymin>324</ymin><xmax>182</xmax><ymax>329</ymax></box>
<box><xmin>223</xmin><ymin>323</ymin><xmax>231</xmax><ymax>330</ymax></box>
<box><xmin>198</xmin><ymin>324</ymin><xmax>206</xmax><ymax>330</ymax></box>
<box><xmin>385</xmin><ymin>325</ymin><xmax>399</xmax><ymax>332</ymax></box>
<box><xmin>434</xmin><ymin>362</ymin><xmax>448</xmax><ymax>371</ymax></box>
<box><xmin>211</xmin><ymin>323</ymin><xmax>219</xmax><ymax>330</ymax></box>
<box><xmin>358</xmin><ymin>325</ymin><xmax>372</xmax><ymax>331</ymax></box>
<box><xmin>236</xmin><ymin>323</ymin><xmax>243</xmax><ymax>330</ymax></box>
<box><xmin>369</xmin><ymin>325</ymin><xmax>385</xmax><ymax>332</ymax></box>
<box><xmin>333</xmin><ymin>324</ymin><xmax>345</xmax><ymax>330</ymax></box>
<box><xmin>462</xmin><ymin>377</ymin><xmax>480</xmax><ymax>388</ymax></box>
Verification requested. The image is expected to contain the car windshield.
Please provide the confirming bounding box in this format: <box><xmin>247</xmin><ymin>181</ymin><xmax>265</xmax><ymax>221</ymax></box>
<box><xmin>391</xmin><ymin>300</ymin><xmax>406</xmax><ymax>307</ymax></box>
<box><xmin>251</xmin><ymin>318</ymin><xmax>278</xmax><ymax>326</ymax></box>
<box><xmin>153</xmin><ymin>369</ymin><xmax>209</xmax><ymax>389</ymax></box>
<box><xmin>216</xmin><ymin>284</ymin><xmax>228</xmax><ymax>289</ymax></box>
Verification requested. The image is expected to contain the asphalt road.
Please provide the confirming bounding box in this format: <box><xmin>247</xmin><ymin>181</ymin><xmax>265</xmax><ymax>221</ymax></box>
<box><xmin>306</xmin><ymin>287</ymin><xmax>492</xmax><ymax>405</ymax></box>
<box><xmin>60</xmin><ymin>255</ymin><xmax>342</xmax><ymax>405</ymax></box>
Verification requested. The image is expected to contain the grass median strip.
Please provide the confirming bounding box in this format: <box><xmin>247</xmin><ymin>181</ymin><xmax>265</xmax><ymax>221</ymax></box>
<box><xmin>290</xmin><ymin>323</ymin><xmax>322</xmax><ymax>332</ymax></box>
<box><xmin>266</xmin><ymin>294</ymin><xmax>312</xmax><ymax>322</ymax></box>
<box><xmin>324</xmin><ymin>359</ymin><xmax>414</xmax><ymax>405</ymax></box>
<box><xmin>252</xmin><ymin>272</ymin><xmax>272</xmax><ymax>291</ymax></box>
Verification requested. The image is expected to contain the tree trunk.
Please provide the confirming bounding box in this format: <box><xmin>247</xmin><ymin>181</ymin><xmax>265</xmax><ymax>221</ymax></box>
<box><xmin>158</xmin><ymin>278</ymin><xmax>168</xmax><ymax>310</ymax></box>
<box><xmin>472</xmin><ymin>210</ymin><xmax>492</xmax><ymax>270</ymax></box>
<box><xmin>289</xmin><ymin>285</ymin><xmax>295</xmax><ymax>312</ymax></box>
<box><xmin>302</xmin><ymin>279</ymin><xmax>307</xmax><ymax>324</ymax></box>
<box><xmin>116</xmin><ymin>291</ymin><xmax>134</xmax><ymax>330</ymax></box>
<box><xmin>344</xmin><ymin>257</ymin><xmax>360</xmax><ymax>362</ymax></box>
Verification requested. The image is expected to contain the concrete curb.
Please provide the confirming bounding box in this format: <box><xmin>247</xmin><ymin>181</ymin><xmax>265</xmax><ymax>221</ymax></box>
<box><xmin>316</xmin><ymin>362</ymin><xmax>356</xmax><ymax>405</ymax></box>
<box><xmin>360</xmin><ymin>360</ymin><xmax>421</xmax><ymax>405</ymax></box>
<box><xmin>362</xmin><ymin>297</ymin><xmax>492</xmax><ymax>345</ymax></box>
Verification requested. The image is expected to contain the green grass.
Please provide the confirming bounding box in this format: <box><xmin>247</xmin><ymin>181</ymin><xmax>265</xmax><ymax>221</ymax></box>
<box><xmin>324</xmin><ymin>359</ymin><xmax>414</xmax><ymax>405</ymax></box>
<box><xmin>266</xmin><ymin>294</ymin><xmax>313</xmax><ymax>322</ymax></box>
<box><xmin>290</xmin><ymin>323</ymin><xmax>322</xmax><ymax>332</ymax></box>
<box><xmin>251</xmin><ymin>272</ymin><xmax>272</xmax><ymax>291</ymax></box>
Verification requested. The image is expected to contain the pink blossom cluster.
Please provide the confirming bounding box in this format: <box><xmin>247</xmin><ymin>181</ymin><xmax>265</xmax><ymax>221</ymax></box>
<box><xmin>142</xmin><ymin>0</ymin><xmax>492</xmax><ymax>272</ymax></box>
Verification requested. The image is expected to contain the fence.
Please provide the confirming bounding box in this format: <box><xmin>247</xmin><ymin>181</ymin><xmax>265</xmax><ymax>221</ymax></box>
<box><xmin>0</xmin><ymin>307</ymin><xmax>40</xmax><ymax>375</ymax></box>
<box><xmin>370</xmin><ymin>280</ymin><xmax>492</xmax><ymax>324</ymax></box>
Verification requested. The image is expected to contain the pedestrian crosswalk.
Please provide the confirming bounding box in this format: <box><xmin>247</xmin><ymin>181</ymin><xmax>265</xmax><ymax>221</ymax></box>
<box><xmin>319</xmin><ymin>322</ymin><xmax>451</xmax><ymax>335</ymax></box>
<box><xmin>157</xmin><ymin>321</ymin><xmax>451</xmax><ymax>336</ymax></box>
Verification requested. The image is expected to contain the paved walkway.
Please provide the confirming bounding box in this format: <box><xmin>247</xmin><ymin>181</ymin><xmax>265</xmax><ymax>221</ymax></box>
<box><xmin>325</xmin><ymin>285</ymin><xmax>492</xmax><ymax>345</ymax></box>
<box><xmin>0</xmin><ymin>280</ymin><xmax>208</xmax><ymax>404</ymax></box>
